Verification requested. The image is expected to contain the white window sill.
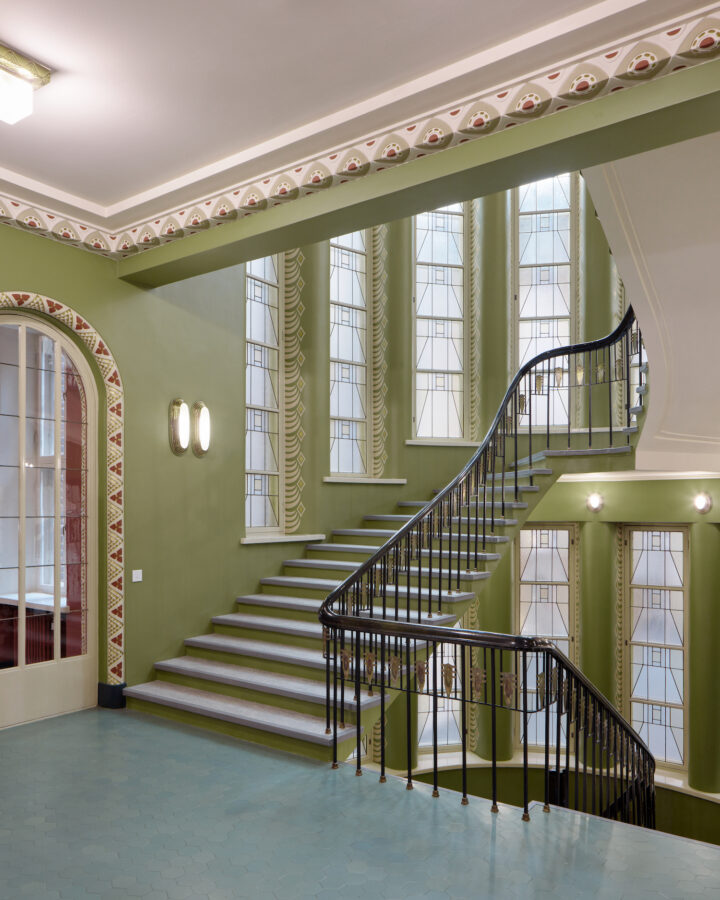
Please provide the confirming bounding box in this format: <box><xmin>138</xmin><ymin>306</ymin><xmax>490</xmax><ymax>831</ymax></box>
<box><xmin>240</xmin><ymin>533</ymin><xmax>325</xmax><ymax>545</ymax></box>
<box><xmin>323</xmin><ymin>476</ymin><xmax>407</xmax><ymax>485</ymax></box>
<box><xmin>406</xmin><ymin>439</ymin><xmax>481</xmax><ymax>448</ymax></box>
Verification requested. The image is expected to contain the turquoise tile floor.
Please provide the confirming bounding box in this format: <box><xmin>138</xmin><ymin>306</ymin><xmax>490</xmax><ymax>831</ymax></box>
<box><xmin>0</xmin><ymin>709</ymin><xmax>718</xmax><ymax>899</ymax></box>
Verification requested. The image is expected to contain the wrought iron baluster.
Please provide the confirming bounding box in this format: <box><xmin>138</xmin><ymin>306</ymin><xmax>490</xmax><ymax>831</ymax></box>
<box><xmin>461</xmin><ymin>645</ymin><xmax>468</xmax><ymax>806</ymax></box>
<box><xmin>432</xmin><ymin>639</ymin><xmax>439</xmax><ymax>798</ymax></box>
<box><xmin>490</xmin><ymin>647</ymin><xmax>498</xmax><ymax>813</ymax></box>
<box><xmin>355</xmin><ymin>629</ymin><xmax>362</xmax><ymax>776</ymax></box>
<box><xmin>332</xmin><ymin>628</ymin><xmax>338</xmax><ymax>769</ymax></box>
<box><xmin>379</xmin><ymin>633</ymin><xmax>386</xmax><ymax>783</ymax></box>
<box><xmin>555</xmin><ymin>661</ymin><xmax>563</xmax><ymax>807</ymax></box>
<box><xmin>522</xmin><ymin>649</ymin><xmax>530</xmax><ymax>821</ymax></box>
<box><xmin>544</xmin><ymin>650</ymin><xmax>551</xmax><ymax>812</ymax></box>
<box><xmin>406</xmin><ymin>636</ymin><xmax>413</xmax><ymax>790</ymax></box>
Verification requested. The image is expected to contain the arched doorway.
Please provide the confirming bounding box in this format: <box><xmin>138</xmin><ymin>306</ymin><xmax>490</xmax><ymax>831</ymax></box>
<box><xmin>0</xmin><ymin>313</ymin><xmax>98</xmax><ymax>727</ymax></box>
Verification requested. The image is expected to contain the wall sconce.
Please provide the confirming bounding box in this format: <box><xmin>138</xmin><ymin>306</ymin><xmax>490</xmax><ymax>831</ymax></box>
<box><xmin>192</xmin><ymin>402</ymin><xmax>211</xmax><ymax>457</ymax></box>
<box><xmin>586</xmin><ymin>492</ymin><xmax>604</xmax><ymax>512</ymax></box>
<box><xmin>693</xmin><ymin>492</ymin><xmax>712</xmax><ymax>514</ymax></box>
<box><xmin>0</xmin><ymin>44</ymin><xmax>51</xmax><ymax>125</ymax></box>
<box><xmin>169</xmin><ymin>400</ymin><xmax>190</xmax><ymax>454</ymax></box>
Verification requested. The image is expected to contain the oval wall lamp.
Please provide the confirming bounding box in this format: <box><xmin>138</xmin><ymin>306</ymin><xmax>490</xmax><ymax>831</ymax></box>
<box><xmin>586</xmin><ymin>492</ymin><xmax>604</xmax><ymax>512</ymax></box>
<box><xmin>169</xmin><ymin>399</ymin><xmax>190</xmax><ymax>455</ymax></box>
<box><xmin>192</xmin><ymin>402</ymin><xmax>211</xmax><ymax>457</ymax></box>
<box><xmin>693</xmin><ymin>492</ymin><xmax>712</xmax><ymax>514</ymax></box>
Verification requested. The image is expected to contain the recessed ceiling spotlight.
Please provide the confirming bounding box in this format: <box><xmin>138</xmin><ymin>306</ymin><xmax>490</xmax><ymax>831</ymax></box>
<box><xmin>693</xmin><ymin>492</ymin><xmax>712</xmax><ymax>514</ymax></box>
<box><xmin>0</xmin><ymin>44</ymin><xmax>51</xmax><ymax>125</ymax></box>
<box><xmin>586</xmin><ymin>492</ymin><xmax>604</xmax><ymax>512</ymax></box>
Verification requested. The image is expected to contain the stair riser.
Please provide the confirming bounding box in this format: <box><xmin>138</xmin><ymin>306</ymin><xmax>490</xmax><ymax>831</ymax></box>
<box><xmin>306</xmin><ymin>548</ymin><xmax>376</xmax><ymax>563</ymax></box>
<box><xmin>213</xmin><ymin>623</ymin><xmax>322</xmax><ymax>650</ymax></box>
<box><xmin>259</xmin><ymin>582</ymin><xmax>481</xmax><ymax>603</ymax></box>
<box><xmin>186</xmin><ymin>645</ymin><xmax>326</xmax><ymax>681</ymax></box>
<box><xmin>154</xmin><ymin>669</ymin><xmax>359</xmax><ymax>721</ymax></box>
<box><xmin>330</xmin><ymin>533</ymin><xmax>391</xmax><ymax>547</ymax></box>
<box><xmin>125</xmin><ymin>697</ymin><xmax>345</xmax><ymax>762</ymax></box>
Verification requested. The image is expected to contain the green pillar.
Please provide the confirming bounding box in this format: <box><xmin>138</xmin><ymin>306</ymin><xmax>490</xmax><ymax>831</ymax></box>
<box><xmin>475</xmin><ymin>544</ymin><xmax>514</xmax><ymax>761</ymax></box>
<box><xmin>294</xmin><ymin>241</ymin><xmax>330</xmax><ymax>532</ymax></box>
<box><xmin>578</xmin><ymin>180</ymin><xmax>616</xmax><ymax>430</ymax></box>
<box><xmin>688</xmin><ymin>523</ymin><xmax>720</xmax><ymax>792</ymax></box>
<box><xmin>384</xmin><ymin>217</ymin><xmax>413</xmax><ymax>471</ymax></box>
<box><xmin>477</xmin><ymin>193</ymin><xmax>510</xmax><ymax>438</ymax></box>
<box><xmin>579</xmin><ymin>521</ymin><xmax>617</xmax><ymax>702</ymax></box>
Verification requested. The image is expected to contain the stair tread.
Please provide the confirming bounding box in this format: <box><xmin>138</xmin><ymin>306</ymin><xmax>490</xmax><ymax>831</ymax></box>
<box><xmin>185</xmin><ymin>633</ymin><xmax>328</xmax><ymax>667</ymax></box>
<box><xmin>333</xmin><ymin>528</ymin><xmax>396</xmax><ymax>537</ymax></box>
<box><xmin>306</xmin><ymin>543</ymin><xmax>379</xmax><ymax>554</ymax></box>
<box><xmin>283</xmin><ymin>558</ymin><xmax>492</xmax><ymax>580</ymax></box>
<box><xmin>154</xmin><ymin>656</ymin><xmax>380</xmax><ymax>709</ymax></box>
<box><xmin>236</xmin><ymin>594</ymin><xmax>459</xmax><ymax>622</ymax></box>
<box><xmin>260</xmin><ymin>574</ymin><xmax>476</xmax><ymax>599</ymax></box>
<box><xmin>213</xmin><ymin>612</ymin><xmax>323</xmax><ymax>637</ymax></box>
<box><xmin>123</xmin><ymin>681</ymin><xmax>334</xmax><ymax>745</ymax></box>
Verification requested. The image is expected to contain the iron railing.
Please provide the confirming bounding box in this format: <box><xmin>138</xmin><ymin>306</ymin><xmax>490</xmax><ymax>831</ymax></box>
<box><xmin>319</xmin><ymin>306</ymin><xmax>654</xmax><ymax>825</ymax></box>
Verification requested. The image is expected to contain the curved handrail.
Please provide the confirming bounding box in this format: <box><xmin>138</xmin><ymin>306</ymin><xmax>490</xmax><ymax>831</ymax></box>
<box><xmin>319</xmin><ymin>304</ymin><xmax>636</xmax><ymax>625</ymax></box>
<box><xmin>320</xmin><ymin>305</ymin><xmax>652</xmax><ymax>823</ymax></box>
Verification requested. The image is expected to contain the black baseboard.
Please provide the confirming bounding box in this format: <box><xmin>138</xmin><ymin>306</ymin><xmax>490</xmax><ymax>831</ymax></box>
<box><xmin>98</xmin><ymin>682</ymin><xmax>127</xmax><ymax>709</ymax></box>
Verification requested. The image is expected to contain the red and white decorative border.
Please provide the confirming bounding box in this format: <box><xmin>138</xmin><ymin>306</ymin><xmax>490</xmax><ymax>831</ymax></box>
<box><xmin>0</xmin><ymin>11</ymin><xmax>718</xmax><ymax>260</ymax></box>
<box><xmin>0</xmin><ymin>292</ymin><xmax>125</xmax><ymax>685</ymax></box>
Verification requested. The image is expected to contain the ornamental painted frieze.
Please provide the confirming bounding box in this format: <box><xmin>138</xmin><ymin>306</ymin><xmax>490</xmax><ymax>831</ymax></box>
<box><xmin>0</xmin><ymin>12</ymin><xmax>718</xmax><ymax>260</ymax></box>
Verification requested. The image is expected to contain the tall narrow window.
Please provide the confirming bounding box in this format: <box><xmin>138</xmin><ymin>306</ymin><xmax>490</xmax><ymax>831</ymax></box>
<box><xmin>414</xmin><ymin>204</ymin><xmax>465</xmax><ymax>438</ymax></box>
<box><xmin>245</xmin><ymin>256</ymin><xmax>282</xmax><ymax>530</ymax></box>
<box><xmin>330</xmin><ymin>232</ymin><xmax>368</xmax><ymax>474</ymax></box>
<box><xmin>514</xmin><ymin>174</ymin><xmax>575</xmax><ymax>427</ymax></box>
<box><xmin>518</xmin><ymin>527</ymin><xmax>575</xmax><ymax>746</ymax></box>
<box><xmin>418</xmin><ymin>623</ymin><xmax>462</xmax><ymax>749</ymax></box>
<box><xmin>627</xmin><ymin>529</ymin><xmax>687</xmax><ymax>766</ymax></box>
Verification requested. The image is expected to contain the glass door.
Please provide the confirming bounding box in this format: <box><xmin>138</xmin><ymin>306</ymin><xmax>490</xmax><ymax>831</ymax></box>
<box><xmin>0</xmin><ymin>316</ymin><xmax>96</xmax><ymax>728</ymax></box>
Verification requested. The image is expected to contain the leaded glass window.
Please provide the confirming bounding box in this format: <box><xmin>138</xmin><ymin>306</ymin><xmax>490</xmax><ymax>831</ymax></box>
<box><xmin>414</xmin><ymin>204</ymin><xmax>465</xmax><ymax>438</ymax></box>
<box><xmin>245</xmin><ymin>256</ymin><xmax>281</xmax><ymax>529</ymax></box>
<box><xmin>518</xmin><ymin>527</ymin><xmax>574</xmax><ymax>747</ymax></box>
<box><xmin>514</xmin><ymin>174</ymin><xmax>575</xmax><ymax>428</ymax></box>
<box><xmin>628</xmin><ymin>529</ymin><xmax>686</xmax><ymax>766</ymax></box>
<box><xmin>330</xmin><ymin>232</ymin><xmax>368</xmax><ymax>474</ymax></box>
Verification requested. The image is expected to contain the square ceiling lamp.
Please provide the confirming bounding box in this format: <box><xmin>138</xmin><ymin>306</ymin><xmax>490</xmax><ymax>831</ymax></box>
<box><xmin>0</xmin><ymin>44</ymin><xmax>51</xmax><ymax>124</ymax></box>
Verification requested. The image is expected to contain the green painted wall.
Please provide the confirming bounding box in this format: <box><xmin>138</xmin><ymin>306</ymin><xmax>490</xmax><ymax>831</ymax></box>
<box><xmin>579</xmin><ymin>521</ymin><xmax>617</xmax><ymax>703</ymax></box>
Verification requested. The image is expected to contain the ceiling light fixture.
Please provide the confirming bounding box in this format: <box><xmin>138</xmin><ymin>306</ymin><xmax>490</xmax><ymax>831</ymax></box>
<box><xmin>586</xmin><ymin>492</ymin><xmax>604</xmax><ymax>512</ymax></box>
<box><xmin>693</xmin><ymin>492</ymin><xmax>712</xmax><ymax>514</ymax></box>
<box><xmin>0</xmin><ymin>44</ymin><xmax>51</xmax><ymax>125</ymax></box>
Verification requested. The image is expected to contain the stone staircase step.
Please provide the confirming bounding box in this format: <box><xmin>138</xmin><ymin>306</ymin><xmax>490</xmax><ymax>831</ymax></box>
<box><xmin>512</xmin><ymin>444</ymin><xmax>633</xmax><ymax>467</ymax></box>
<box><xmin>333</xmin><ymin>528</ymin><xmax>396</xmax><ymax>538</ymax></box>
<box><xmin>260</xmin><ymin>574</ymin><xmax>476</xmax><ymax>601</ymax></box>
<box><xmin>621</xmin><ymin>426</ymin><xmax>639</xmax><ymax>434</ymax></box>
<box><xmin>235</xmin><ymin>594</ymin><xmax>457</xmax><ymax>625</ymax></box>
<box><xmin>213</xmin><ymin>612</ymin><xmax>323</xmax><ymax>640</ymax></box>
<box><xmin>185</xmin><ymin>633</ymin><xmax>328</xmax><ymax>669</ymax></box>
<box><xmin>306</xmin><ymin>543</ymin><xmax>378</xmax><ymax>555</ymax></box>
<box><xmin>629</xmin><ymin>405</ymin><xmax>644</xmax><ymax>416</ymax></box>
<box><xmin>154</xmin><ymin>656</ymin><xmax>381</xmax><ymax>710</ymax></box>
<box><xmin>123</xmin><ymin>682</ymin><xmax>335</xmax><ymax>746</ymax></box>
<box><xmin>636</xmin><ymin>385</ymin><xmax>648</xmax><ymax>395</ymax></box>
<box><xmin>398</xmin><ymin>500</ymin><xmax>529</xmax><ymax>511</ymax></box>
<box><xmin>282</xmin><ymin>557</ymin><xmax>491</xmax><ymax>582</ymax></box>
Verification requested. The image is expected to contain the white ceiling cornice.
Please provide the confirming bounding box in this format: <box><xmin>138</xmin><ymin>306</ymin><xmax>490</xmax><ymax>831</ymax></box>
<box><xmin>0</xmin><ymin>2</ymin><xmax>718</xmax><ymax>259</ymax></box>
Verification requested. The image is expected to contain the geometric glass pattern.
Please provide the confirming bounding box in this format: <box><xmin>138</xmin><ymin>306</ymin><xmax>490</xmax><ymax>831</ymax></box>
<box><xmin>519</xmin><ymin>528</ymin><xmax>572</xmax><ymax>747</ymax></box>
<box><xmin>330</xmin><ymin>232</ymin><xmax>367</xmax><ymax>474</ymax></box>
<box><xmin>245</xmin><ymin>256</ymin><xmax>281</xmax><ymax>529</ymax></box>
<box><xmin>629</xmin><ymin>529</ymin><xmax>686</xmax><ymax>765</ymax></box>
<box><xmin>418</xmin><ymin>623</ymin><xmax>462</xmax><ymax>748</ymax></box>
<box><xmin>415</xmin><ymin>204</ymin><xmax>464</xmax><ymax>438</ymax></box>
<box><xmin>516</xmin><ymin>175</ymin><xmax>573</xmax><ymax>428</ymax></box>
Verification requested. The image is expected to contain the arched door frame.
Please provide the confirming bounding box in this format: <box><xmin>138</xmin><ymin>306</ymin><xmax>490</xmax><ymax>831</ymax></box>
<box><xmin>0</xmin><ymin>291</ymin><xmax>125</xmax><ymax>689</ymax></box>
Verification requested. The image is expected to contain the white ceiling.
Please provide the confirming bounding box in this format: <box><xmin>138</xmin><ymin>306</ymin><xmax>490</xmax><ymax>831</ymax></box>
<box><xmin>0</xmin><ymin>0</ymin><xmax>709</xmax><ymax>225</ymax></box>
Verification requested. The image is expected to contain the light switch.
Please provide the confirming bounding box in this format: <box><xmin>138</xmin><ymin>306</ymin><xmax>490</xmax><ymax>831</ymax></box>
<box><xmin>132</xmin><ymin>569</ymin><xmax>143</xmax><ymax>583</ymax></box>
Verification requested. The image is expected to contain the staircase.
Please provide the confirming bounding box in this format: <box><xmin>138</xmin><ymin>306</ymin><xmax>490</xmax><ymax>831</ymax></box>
<box><xmin>126</xmin><ymin>307</ymin><xmax>653</xmax><ymax>826</ymax></box>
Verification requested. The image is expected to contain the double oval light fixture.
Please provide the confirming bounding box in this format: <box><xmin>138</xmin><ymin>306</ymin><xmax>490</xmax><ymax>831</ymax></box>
<box><xmin>169</xmin><ymin>400</ymin><xmax>210</xmax><ymax>457</ymax></box>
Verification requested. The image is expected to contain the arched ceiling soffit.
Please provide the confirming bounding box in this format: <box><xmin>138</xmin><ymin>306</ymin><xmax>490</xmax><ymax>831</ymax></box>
<box><xmin>0</xmin><ymin>11</ymin><xmax>718</xmax><ymax>260</ymax></box>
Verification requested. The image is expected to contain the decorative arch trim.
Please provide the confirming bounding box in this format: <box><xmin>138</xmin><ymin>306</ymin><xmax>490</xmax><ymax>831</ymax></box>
<box><xmin>0</xmin><ymin>292</ymin><xmax>125</xmax><ymax>685</ymax></box>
